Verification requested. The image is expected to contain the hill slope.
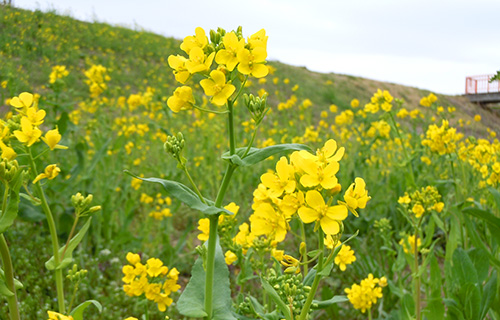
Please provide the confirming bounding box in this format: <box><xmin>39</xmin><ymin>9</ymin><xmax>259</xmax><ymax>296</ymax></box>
<box><xmin>1</xmin><ymin>5</ymin><xmax>498</xmax><ymax>134</ymax></box>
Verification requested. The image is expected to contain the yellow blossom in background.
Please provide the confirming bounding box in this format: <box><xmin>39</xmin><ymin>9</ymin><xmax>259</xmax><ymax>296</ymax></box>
<box><xmin>41</xmin><ymin>128</ymin><xmax>68</xmax><ymax>150</ymax></box>
<box><xmin>420</xmin><ymin>93</ymin><xmax>438</xmax><ymax>107</ymax></box>
<box><xmin>399</xmin><ymin>235</ymin><xmax>421</xmax><ymax>254</ymax></box>
<box><xmin>345</xmin><ymin>274</ymin><xmax>384</xmax><ymax>313</ymax></box>
<box><xmin>350</xmin><ymin>98</ymin><xmax>359</xmax><ymax>108</ymax></box>
<box><xmin>197</xmin><ymin>218</ymin><xmax>210</xmax><ymax>241</ymax></box>
<box><xmin>33</xmin><ymin>164</ymin><xmax>61</xmax><ymax>184</ymax></box>
<box><xmin>474</xmin><ymin>114</ymin><xmax>481</xmax><ymax>122</ymax></box>
<box><xmin>225</xmin><ymin>250</ymin><xmax>237</xmax><ymax>265</ymax></box>
<box><xmin>167</xmin><ymin>86</ymin><xmax>195</xmax><ymax>112</ymax></box>
<box><xmin>200</xmin><ymin>70</ymin><xmax>236</xmax><ymax>106</ymax></box>
<box><xmin>412</xmin><ymin>204</ymin><xmax>425</xmax><ymax>218</ymax></box>
<box><xmin>49</xmin><ymin>65</ymin><xmax>69</xmax><ymax>84</ymax></box>
<box><xmin>334</xmin><ymin>245</ymin><xmax>356</xmax><ymax>271</ymax></box>
<box><xmin>47</xmin><ymin>311</ymin><xmax>73</xmax><ymax>320</ymax></box>
<box><xmin>131</xmin><ymin>177</ymin><xmax>143</xmax><ymax>190</ymax></box>
<box><xmin>124</xmin><ymin>318</ymin><xmax>138</xmax><ymax>320</ymax></box>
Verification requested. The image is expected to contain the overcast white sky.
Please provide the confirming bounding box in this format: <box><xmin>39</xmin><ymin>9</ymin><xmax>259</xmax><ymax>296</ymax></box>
<box><xmin>13</xmin><ymin>0</ymin><xmax>500</xmax><ymax>95</ymax></box>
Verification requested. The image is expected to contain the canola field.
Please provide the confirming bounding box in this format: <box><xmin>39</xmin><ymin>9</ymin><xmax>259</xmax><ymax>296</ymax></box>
<box><xmin>0</xmin><ymin>5</ymin><xmax>499</xmax><ymax>320</ymax></box>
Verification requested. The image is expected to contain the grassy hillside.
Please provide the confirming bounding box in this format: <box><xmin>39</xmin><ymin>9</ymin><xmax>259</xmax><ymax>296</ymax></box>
<box><xmin>1</xmin><ymin>5</ymin><xmax>500</xmax><ymax>320</ymax></box>
<box><xmin>1</xmin><ymin>5</ymin><xmax>497</xmax><ymax>134</ymax></box>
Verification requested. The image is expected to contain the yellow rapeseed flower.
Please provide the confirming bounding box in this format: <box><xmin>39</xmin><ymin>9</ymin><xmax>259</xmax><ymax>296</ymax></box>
<box><xmin>224</xmin><ymin>250</ymin><xmax>237</xmax><ymax>265</ymax></box>
<box><xmin>249</xmin><ymin>203</ymin><xmax>288</xmax><ymax>242</ymax></box>
<box><xmin>168</xmin><ymin>55</ymin><xmax>191</xmax><ymax>84</ymax></box>
<box><xmin>10</xmin><ymin>92</ymin><xmax>34</xmax><ymax>114</ymax></box>
<box><xmin>41</xmin><ymin>128</ymin><xmax>68</xmax><ymax>150</ymax></box>
<box><xmin>13</xmin><ymin>117</ymin><xmax>42</xmax><ymax>147</ymax></box>
<box><xmin>180</xmin><ymin>27</ymin><xmax>208</xmax><ymax>54</ymax></box>
<box><xmin>260</xmin><ymin>156</ymin><xmax>296</xmax><ymax>197</ymax></box>
<box><xmin>167</xmin><ymin>86</ymin><xmax>195</xmax><ymax>112</ymax></box>
<box><xmin>298</xmin><ymin>190</ymin><xmax>347</xmax><ymax>235</ymax></box>
<box><xmin>185</xmin><ymin>47</ymin><xmax>214</xmax><ymax>74</ymax></box>
<box><xmin>344</xmin><ymin>177</ymin><xmax>371</xmax><ymax>213</ymax></box>
<box><xmin>334</xmin><ymin>245</ymin><xmax>356</xmax><ymax>271</ymax></box>
<box><xmin>200</xmin><ymin>70</ymin><xmax>235</xmax><ymax>106</ymax></box>
<box><xmin>47</xmin><ymin>311</ymin><xmax>73</xmax><ymax>320</ymax></box>
<box><xmin>197</xmin><ymin>218</ymin><xmax>210</xmax><ymax>241</ymax></box>
<box><xmin>33</xmin><ymin>164</ymin><xmax>60</xmax><ymax>184</ymax></box>
<box><xmin>237</xmin><ymin>47</ymin><xmax>268</xmax><ymax>78</ymax></box>
<box><xmin>215</xmin><ymin>32</ymin><xmax>245</xmax><ymax>71</ymax></box>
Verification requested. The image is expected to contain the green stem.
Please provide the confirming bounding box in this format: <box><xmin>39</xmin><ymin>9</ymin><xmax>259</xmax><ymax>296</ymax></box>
<box><xmin>182</xmin><ymin>166</ymin><xmax>207</xmax><ymax>205</ymax></box>
<box><xmin>0</xmin><ymin>234</ymin><xmax>20</xmax><ymax>320</ymax></box>
<box><xmin>2</xmin><ymin>185</ymin><xmax>9</xmax><ymax>215</ymax></box>
<box><xmin>228</xmin><ymin>100</ymin><xmax>236</xmax><ymax>155</ymax></box>
<box><xmin>61</xmin><ymin>214</ymin><xmax>80</xmax><ymax>261</ymax></box>
<box><xmin>299</xmin><ymin>229</ymin><xmax>325</xmax><ymax>320</ymax></box>
<box><xmin>388</xmin><ymin>111</ymin><xmax>416</xmax><ymax>187</ymax></box>
<box><xmin>414</xmin><ymin>217</ymin><xmax>424</xmax><ymax>320</ymax></box>
<box><xmin>242</xmin><ymin>125</ymin><xmax>259</xmax><ymax>159</ymax></box>
<box><xmin>27</xmin><ymin>148</ymin><xmax>66</xmax><ymax>313</ymax></box>
<box><xmin>368</xmin><ymin>308</ymin><xmax>373</xmax><ymax>320</ymax></box>
<box><xmin>204</xmin><ymin>214</ymin><xmax>219</xmax><ymax>320</ymax></box>
<box><xmin>204</xmin><ymin>98</ymin><xmax>238</xmax><ymax>319</ymax></box>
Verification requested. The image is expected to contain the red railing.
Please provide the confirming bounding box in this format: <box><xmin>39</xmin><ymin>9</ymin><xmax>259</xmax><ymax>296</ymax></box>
<box><xmin>466</xmin><ymin>74</ymin><xmax>500</xmax><ymax>94</ymax></box>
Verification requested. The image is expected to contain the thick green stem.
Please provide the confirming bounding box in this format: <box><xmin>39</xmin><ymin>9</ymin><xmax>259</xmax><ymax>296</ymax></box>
<box><xmin>299</xmin><ymin>230</ymin><xmax>325</xmax><ymax>320</ymax></box>
<box><xmin>204</xmin><ymin>98</ymin><xmax>238</xmax><ymax>319</ymax></box>
<box><xmin>0</xmin><ymin>234</ymin><xmax>20</xmax><ymax>320</ymax></box>
<box><xmin>27</xmin><ymin>149</ymin><xmax>66</xmax><ymax>313</ymax></box>
<box><xmin>204</xmin><ymin>214</ymin><xmax>219</xmax><ymax>320</ymax></box>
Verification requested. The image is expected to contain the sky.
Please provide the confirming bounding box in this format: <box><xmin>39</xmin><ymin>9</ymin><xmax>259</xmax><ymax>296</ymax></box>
<box><xmin>12</xmin><ymin>0</ymin><xmax>500</xmax><ymax>95</ymax></box>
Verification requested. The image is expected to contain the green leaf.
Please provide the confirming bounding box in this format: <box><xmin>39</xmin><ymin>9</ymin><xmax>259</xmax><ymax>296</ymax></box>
<box><xmin>480</xmin><ymin>271</ymin><xmax>497</xmax><ymax>319</ymax></box>
<box><xmin>451</xmin><ymin>248</ymin><xmax>478</xmax><ymax>288</ymax></box>
<box><xmin>462</xmin><ymin>207</ymin><xmax>500</xmax><ymax>244</ymax></box>
<box><xmin>400</xmin><ymin>293</ymin><xmax>415</xmax><ymax>320</ymax></box>
<box><xmin>46</xmin><ymin>217</ymin><xmax>92</xmax><ymax>270</ymax></box>
<box><xmin>261</xmin><ymin>277</ymin><xmax>292</xmax><ymax>320</ymax></box>
<box><xmin>468</xmin><ymin>248</ymin><xmax>489</xmax><ymax>284</ymax></box>
<box><xmin>424</xmin><ymin>254</ymin><xmax>444</xmax><ymax>320</ymax></box>
<box><xmin>488</xmin><ymin>187</ymin><xmax>500</xmax><ymax>211</ymax></box>
<box><xmin>70</xmin><ymin>300</ymin><xmax>102</xmax><ymax>320</ymax></box>
<box><xmin>0</xmin><ymin>268</ymin><xmax>22</xmax><ymax>298</ymax></box>
<box><xmin>125</xmin><ymin>172</ymin><xmax>233</xmax><ymax>216</ymax></box>
<box><xmin>303</xmin><ymin>268</ymin><xmax>316</xmax><ymax>287</ymax></box>
<box><xmin>221</xmin><ymin>144</ymin><xmax>311</xmax><ymax>167</ymax></box>
<box><xmin>57</xmin><ymin>111</ymin><xmax>70</xmax><ymax>135</ymax></box>
<box><xmin>177</xmin><ymin>239</ymin><xmax>235</xmax><ymax>320</ymax></box>
<box><xmin>0</xmin><ymin>170</ymin><xmax>24</xmax><ymax>233</ymax></box>
<box><xmin>312</xmin><ymin>295</ymin><xmax>348</xmax><ymax>309</ymax></box>
<box><xmin>461</xmin><ymin>283</ymin><xmax>481</xmax><ymax>320</ymax></box>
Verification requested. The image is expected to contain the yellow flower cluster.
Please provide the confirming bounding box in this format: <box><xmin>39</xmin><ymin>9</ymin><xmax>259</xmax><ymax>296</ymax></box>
<box><xmin>1</xmin><ymin>92</ymin><xmax>67</xmax><ymax>161</ymax></box>
<box><xmin>122</xmin><ymin>252</ymin><xmax>180</xmax><ymax>312</ymax></box>
<box><xmin>398</xmin><ymin>186</ymin><xmax>444</xmax><ymax>219</ymax></box>
<box><xmin>364</xmin><ymin>89</ymin><xmax>393</xmax><ymax>113</ymax></box>
<box><xmin>198</xmin><ymin>202</ymin><xmax>240</xmax><ymax>241</ymax></box>
<box><xmin>167</xmin><ymin>27</ymin><xmax>268</xmax><ymax>111</ymax></box>
<box><xmin>140</xmin><ymin>193</ymin><xmax>173</xmax><ymax>220</ymax></box>
<box><xmin>458</xmin><ymin>138</ymin><xmax>500</xmax><ymax>187</ymax></box>
<box><xmin>422</xmin><ymin>120</ymin><xmax>463</xmax><ymax>155</ymax></box>
<box><xmin>345</xmin><ymin>274</ymin><xmax>387</xmax><ymax>313</ymax></box>
<box><xmin>49</xmin><ymin>65</ymin><xmax>69</xmax><ymax>84</ymax></box>
<box><xmin>399</xmin><ymin>234</ymin><xmax>421</xmax><ymax>254</ymax></box>
<box><xmin>419</xmin><ymin>93</ymin><xmax>438</xmax><ymax>107</ymax></box>
<box><xmin>84</xmin><ymin>64</ymin><xmax>110</xmax><ymax>98</ymax></box>
<box><xmin>233</xmin><ymin>139</ymin><xmax>370</xmax><ymax>251</ymax></box>
<box><xmin>334</xmin><ymin>244</ymin><xmax>356</xmax><ymax>271</ymax></box>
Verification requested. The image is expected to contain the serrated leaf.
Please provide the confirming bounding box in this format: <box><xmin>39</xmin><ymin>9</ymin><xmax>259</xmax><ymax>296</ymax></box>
<box><xmin>221</xmin><ymin>144</ymin><xmax>311</xmax><ymax>167</ymax></box>
<box><xmin>0</xmin><ymin>170</ymin><xmax>24</xmax><ymax>233</ymax></box>
<box><xmin>312</xmin><ymin>295</ymin><xmax>348</xmax><ymax>308</ymax></box>
<box><xmin>125</xmin><ymin>173</ymin><xmax>233</xmax><ymax>216</ymax></box>
<box><xmin>261</xmin><ymin>277</ymin><xmax>292</xmax><ymax>320</ymax></box>
<box><xmin>177</xmin><ymin>239</ymin><xmax>235</xmax><ymax>320</ymax></box>
<box><xmin>70</xmin><ymin>300</ymin><xmax>102</xmax><ymax>320</ymax></box>
<box><xmin>46</xmin><ymin>217</ymin><xmax>92</xmax><ymax>270</ymax></box>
